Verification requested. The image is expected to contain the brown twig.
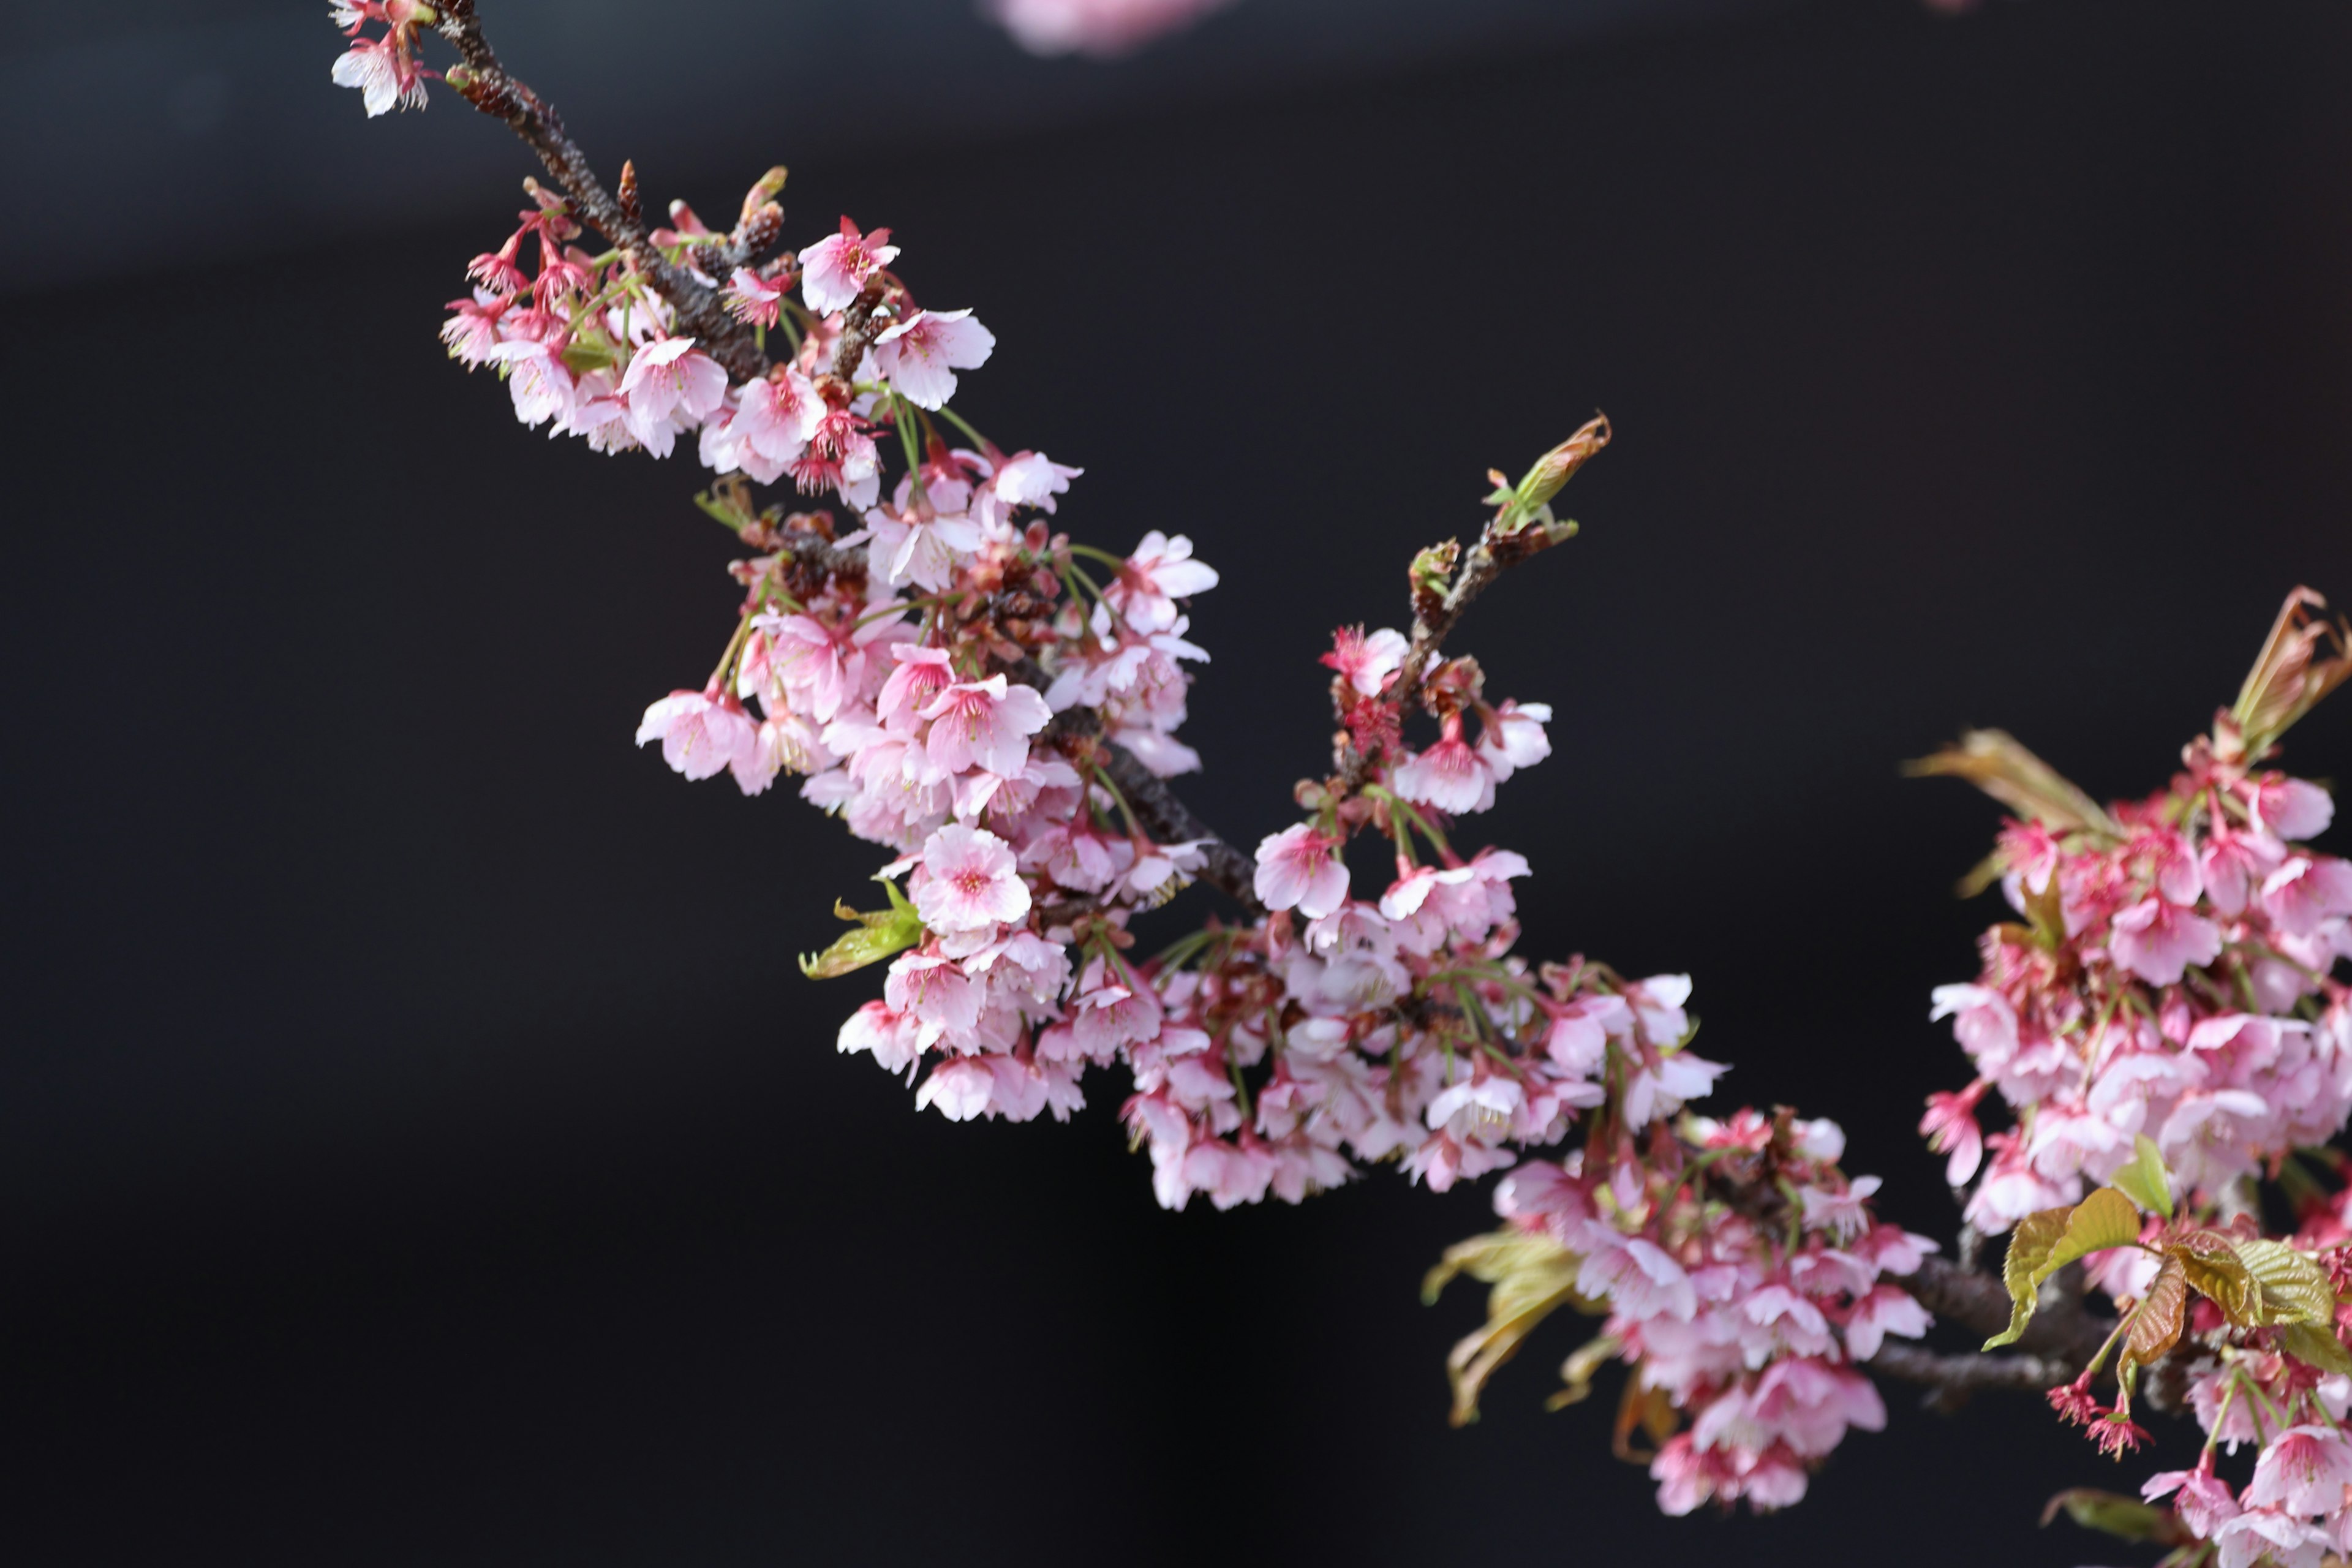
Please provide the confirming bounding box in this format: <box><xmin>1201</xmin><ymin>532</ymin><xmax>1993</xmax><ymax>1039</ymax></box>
<box><xmin>1866</xmin><ymin>1341</ymin><xmax>2082</xmax><ymax>1403</ymax></box>
<box><xmin>432</xmin><ymin>0</ymin><xmax>767</xmax><ymax>383</ymax></box>
<box><xmin>1892</xmin><ymin>1254</ymin><xmax>2116</xmax><ymax>1372</ymax></box>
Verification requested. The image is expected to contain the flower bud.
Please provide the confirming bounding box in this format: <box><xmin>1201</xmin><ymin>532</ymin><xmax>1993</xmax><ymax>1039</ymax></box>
<box><xmin>1515</xmin><ymin>413</ymin><xmax>1611</xmax><ymax>514</ymax></box>
<box><xmin>741</xmin><ymin>165</ymin><xmax>789</xmax><ymax>224</ymax></box>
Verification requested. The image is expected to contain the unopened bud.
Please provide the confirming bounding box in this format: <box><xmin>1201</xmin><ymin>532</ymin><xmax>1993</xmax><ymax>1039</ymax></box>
<box><xmin>443</xmin><ymin>61</ymin><xmax>475</xmax><ymax>92</ymax></box>
<box><xmin>741</xmin><ymin>165</ymin><xmax>789</xmax><ymax>224</ymax></box>
<box><xmin>1409</xmin><ymin>539</ymin><xmax>1460</xmax><ymax>623</ymax></box>
<box><xmin>1513</xmin><ymin>413</ymin><xmax>1611</xmax><ymax>516</ymax></box>
<box><xmin>617</xmin><ymin>159</ymin><xmax>641</xmax><ymax>227</ymax></box>
<box><xmin>733</xmin><ymin>201</ymin><xmax>784</xmax><ymax>257</ymax></box>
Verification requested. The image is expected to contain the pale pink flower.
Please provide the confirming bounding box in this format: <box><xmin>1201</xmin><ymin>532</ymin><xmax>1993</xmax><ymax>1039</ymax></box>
<box><xmin>919</xmin><ymin>676</ymin><xmax>1054</xmax><ymax>780</ymax></box>
<box><xmin>798</xmin><ymin>218</ymin><xmax>900</xmax><ymax>317</ymax></box>
<box><xmin>1476</xmin><ymin>699</ymin><xmax>1553</xmax><ymax>782</ymax></box>
<box><xmin>987</xmin><ymin>451</ymin><xmax>1082</xmax><ymax>517</ymax></box>
<box><xmin>723</xmin><ymin>267</ymin><xmax>785</xmax><ymax>328</ymax></box>
<box><xmin>837</xmin><ymin>1000</ymin><xmax>922</xmax><ymax>1075</ymax></box>
<box><xmin>1424</xmin><ymin>1071</ymin><xmax>1525</xmax><ymax>1137</ymax></box>
<box><xmin>885</xmin><ymin>951</ymin><xmax>982</xmax><ymax>1050</ymax></box>
<box><xmin>714</xmin><ymin>368</ymin><xmax>826</xmax><ymax>483</ymax></box>
<box><xmin>1321</xmin><ymin>625</ymin><xmax>1409</xmax><ymax>698</ymax></box>
<box><xmin>1252</xmin><ymin>824</ymin><xmax>1350</xmax><ymax>919</ymax></box>
<box><xmin>1841</xmin><ymin>1284</ymin><xmax>1931</xmax><ymax>1361</ymax></box>
<box><xmin>1577</xmin><ymin>1235</ymin><xmax>1698</xmax><ymax>1322</ymax></box>
<box><xmin>789</xmin><ymin>409</ymin><xmax>883</xmax><ymax>508</ymax></box>
<box><xmin>986</xmin><ymin>0</ymin><xmax>1236</xmax><ymax>57</ymax></box>
<box><xmin>618</xmin><ymin>337</ymin><xmax>728</xmax><ymax>454</ymax></box>
<box><xmin>2262</xmin><ymin>856</ymin><xmax>2352</xmax><ymax>937</ymax></box>
<box><xmin>1624</xmin><ymin>973</ymin><xmax>1694</xmax><ymax>1046</ymax></box>
<box><xmin>912</xmin><ymin>823</ymin><xmax>1031</xmax><ymax>933</ymax></box>
<box><xmin>488</xmin><ymin>337</ymin><xmax>575</xmax><ymax>429</ymax></box>
<box><xmin>1798</xmin><ymin>1175</ymin><xmax>1881</xmax><ymax>1241</ymax></box>
<box><xmin>440</xmin><ymin>291</ymin><xmax>509</xmax><ymax>366</ymax></box>
<box><xmin>914</xmin><ymin>1056</ymin><xmax>996</xmax><ymax>1121</ymax></box>
<box><xmin>873</xmin><ymin>309</ymin><xmax>995</xmax><ymax>410</ymax></box>
<box><xmin>1918</xmin><ymin>1086</ymin><xmax>1986</xmax><ymax>1185</ymax></box>
<box><xmin>1534</xmin><ymin>995</ymin><xmax>1630</xmax><ymax>1079</ymax></box>
<box><xmin>330</xmin><ymin>34</ymin><xmax>426</xmax><ymax>116</ymax></box>
<box><xmin>876</xmin><ymin>644</ymin><xmax>959</xmax><ymax>732</ymax></box>
<box><xmin>2214</xmin><ymin>1507</ymin><xmax>2327</xmax><ymax>1568</ymax></box>
<box><xmin>1104</xmin><ymin>532</ymin><xmax>1219</xmax><ymax>635</ymax></box>
<box><xmin>2204</xmin><ymin>825</ymin><xmax>2287</xmax><ymax>916</ymax></box>
<box><xmin>2108</xmin><ymin>895</ymin><xmax>2224</xmax><ymax>985</ymax></box>
<box><xmin>2145</xmin><ymin>1465</ymin><xmax>2243</xmax><ymax>1540</ymax></box>
<box><xmin>2246</xmin><ymin>1426</ymin><xmax>2352</xmax><ymax>1516</ymax></box>
<box><xmin>1791</xmin><ymin>1117</ymin><xmax>1847</xmax><ymax>1163</ymax></box>
<box><xmin>1392</xmin><ymin>718</ymin><xmax>1497</xmax><ymax>816</ymax></box>
<box><xmin>866</xmin><ymin>505</ymin><xmax>982</xmax><ymax>593</ymax></box>
<box><xmin>2249</xmin><ymin>775</ymin><xmax>2335</xmax><ymax>841</ymax></box>
<box><xmin>635</xmin><ymin>685</ymin><xmax>757</xmax><ymax>782</ymax></box>
<box><xmin>1650</xmin><ymin>1436</ymin><xmax>1725</xmax><ymax>1517</ymax></box>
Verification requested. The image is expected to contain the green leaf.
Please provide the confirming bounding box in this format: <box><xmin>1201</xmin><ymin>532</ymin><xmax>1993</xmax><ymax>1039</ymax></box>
<box><xmin>2119</xmin><ymin>1254</ymin><xmax>2188</xmax><ymax>1387</ymax></box>
<box><xmin>2233</xmin><ymin>1240</ymin><xmax>2337</xmax><ymax>1327</ymax></box>
<box><xmin>1986</xmin><ymin>1206</ymin><xmax>2073</xmax><ymax>1349</ymax></box>
<box><xmin>2280</xmin><ymin>1322</ymin><xmax>2352</xmax><ymax>1378</ymax></box>
<box><xmin>1544</xmin><ymin>1333</ymin><xmax>1624</xmax><ymax>1412</ymax></box>
<box><xmin>2176</xmin><ymin>1240</ymin><xmax>2256</xmax><ymax>1325</ymax></box>
<box><xmin>2111</xmin><ymin>1135</ymin><xmax>2174</xmax><ymax>1221</ymax></box>
<box><xmin>1425</xmin><ymin>1230</ymin><xmax>1594</xmax><ymax>1428</ymax></box>
<box><xmin>1986</xmin><ymin>1189</ymin><xmax>2145</xmax><ymax>1351</ymax></box>
<box><xmin>797</xmin><ymin>883</ymin><xmax>924</xmax><ymax>979</ymax></box>
<box><xmin>2044</xmin><ymin>1189</ymin><xmax>2143</xmax><ymax>1276</ymax></box>
<box><xmin>2040</xmin><ymin>1488</ymin><xmax>2186</xmax><ymax>1545</ymax></box>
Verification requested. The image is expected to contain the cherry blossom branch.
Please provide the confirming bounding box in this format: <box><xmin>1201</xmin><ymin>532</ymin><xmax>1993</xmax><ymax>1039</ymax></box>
<box><xmin>1865</xmin><ymin>1341</ymin><xmax>2084</xmax><ymax>1398</ymax></box>
<box><xmin>763</xmin><ymin>514</ymin><xmax>1264</xmax><ymax>914</ymax></box>
<box><xmin>1333</xmin><ymin>415</ymin><xmax>1610</xmax><ymax>794</ymax></box>
<box><xmin>1893</xmin><ymin>1255</ymin><xmax>2116</xmax><ymax>1371</ymax></box>
<box><xmin>431</xmin><ymin>0</ymin><xmax>767</xmax><ymax>382</ymax></box>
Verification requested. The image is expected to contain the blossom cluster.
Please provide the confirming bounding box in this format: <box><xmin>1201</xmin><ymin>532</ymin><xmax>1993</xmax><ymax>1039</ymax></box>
<box><xmin>2128</xmin><ymin>1189</ymin><xmax>2352</xmax><ymax>1568</ymax></box>
<box><xmin>1924</xmin><ymin>741</ymin><xmax>2352</xmax><ymax>1235</ymax></box>
<box><xmin>1443</xmin><ymin>1109</ymin><xmax>1932</xmax><ymax>1514</ymax></box>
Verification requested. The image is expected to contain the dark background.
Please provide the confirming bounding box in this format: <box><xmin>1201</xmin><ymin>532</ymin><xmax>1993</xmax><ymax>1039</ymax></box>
<box><xmin>7</xmin><ymin>0</ymin><xmax>2352</xmax><ymax>1562</ymax></box>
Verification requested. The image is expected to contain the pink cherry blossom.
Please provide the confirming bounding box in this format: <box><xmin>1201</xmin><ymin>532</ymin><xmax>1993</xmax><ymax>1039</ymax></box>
<box><xmin>1918</xmin><ymin>1085</ymin><xmax>1986</xmax><ymax>1185</ymax></box>
<box><xmin>1392</xmin><ymin>715</ymin><xmax>1498</xmax><ymax>815</ymax></box>
<box><xmin>2247</xmin><ymin>1427</ymin><xmax>2352</xmax><ymax>1516</ymax></box>
<box><xmin>723</xmin><ymin>267</ymin><xmax>785</xmax><ymax>328</ymax></box>
<box><xmin>618</xmin><ymin>337</ymin><xmax>728</xmax><ymax>454</ymax></box>
<box><xmin>798</xmin><ymin>218</ymin><xmax>900</xmax><ymax>316</ymax></box>
<box><xmin>1476</xmin><ymin>699</ymin><xmax>1552</xmax><ymax>782</ymax></box>
<box><xmin>1841</xmin><ymin>1284</ymin><xmax>1932</xmax><ymax>1360</ymax></box>
<box><xmin>2146</xmin><ymin>1464</ymin><xmax>2244</xmax><ymax>1539</ymax></box>
<box><xmin>2261</xmin><ymin>856</ymin><xmax>2352</xmax><ymax>936</ymax></box>
<box><xmin>912</xmin><ymin>824</ymin><xmax>1031</xmax><ymax>934</ymax></box>
<box><xmin>1321</xmin><ymin>625</ymin><xmax>1409</xmax><ymax>698</ymax></box>
<box><xmin>1099</xmin><ymin>532</ymin><xmax>1219</xmax><ymax>637</ymax></box>
<box><xmin>635</xmin><ymin>684</ymin><xmax>757</xmax><ymax>782</ymax></box>
<box><xmin>988</xmin><ymin>451</ymin><xmax>1082</xmax><ymax>517</ymax></box>
<box><xmin>873</xmin><ymin>309</ymin><xmax>995</xmax><ymax>410</ymax></box>
<box><xmin>330</xmin><ymin>34</ymin><xmax>427</xmax><ymax>117</ymax></box>
<box><xmin>2108</xmin><ymin>895</ymin><xmax>2225</xmax><ymax>985</ymax></box>
<box><xmin>919</xmin><ymin>676</ymin><xmax>1054</xmax><ymax>782</ymax></box>
<box><xmin>2250</xmin><ymin>775</ymin><xmax>2337</xmax><ymax>840</ymax></box>
<box><xmin>984</xmin><ymin>0</ymin><xmax>1237</xmax><ymax>57</ymax></box>
<box><xmin>1252</xmin><ymin>824</ymin><xmax>1350</xmax><ymax>919</ymax></box>
<box><xmin>914</xmin><ymin>1056</ymin><xmax>996</xmax><ymax>1121</ymax></box>
<box><xmin>488</xmin><ymin>337</ymin><xmax>575</xmax><ymax>429</ymax></box>
<box><xmin>711</xmin><ymin>368</ymin><xmax>825</xmax><ymax>483</ymax></box>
